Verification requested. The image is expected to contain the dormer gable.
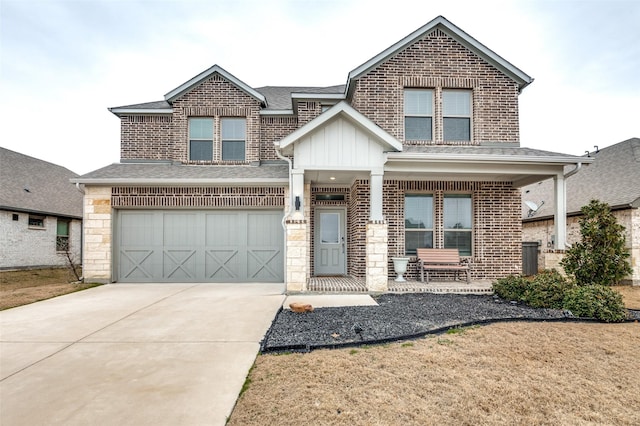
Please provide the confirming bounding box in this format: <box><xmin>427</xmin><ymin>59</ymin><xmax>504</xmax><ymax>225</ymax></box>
<box><xmin>164</xmin><ymin>64</ymin><xmax>266</xmax><ymax>106</ymax></box>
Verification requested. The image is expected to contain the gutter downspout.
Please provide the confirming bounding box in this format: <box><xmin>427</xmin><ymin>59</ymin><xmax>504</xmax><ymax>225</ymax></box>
<box><xmin>274</xmin><ymin>145</ymin><xmax>295</xmax><ymax>227</ymax></box>
<box><xmin>564</xmin><ymin>162</ymin><xmax>582</xmax><ymax>179</ymax></box>
<box><xmin>75</xmin><ymin>182</ymin><xmax>85</xmax><ymax>279</ymax></box>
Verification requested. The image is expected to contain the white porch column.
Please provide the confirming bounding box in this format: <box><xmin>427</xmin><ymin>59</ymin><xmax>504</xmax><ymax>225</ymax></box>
<box><xmin>291</xmin><ymin>168</ymin><xmax>305</xmax><ymax>220</ymax></box>
<box><xmin>554</xmin><ymin>173</ymin><xmax>567</xmax><ymax>250</ymax></box>
<box><xmin>370</xmin><ymin>169</ymin><xmax>384</xmax><ymax>221</ymax></box>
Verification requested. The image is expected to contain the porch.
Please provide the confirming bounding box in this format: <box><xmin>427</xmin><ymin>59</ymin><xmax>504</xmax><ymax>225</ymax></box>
<box><xmin>306</xmin><ymin>276</ymin><xmax>493</xmax><ymax>294</ymax></box>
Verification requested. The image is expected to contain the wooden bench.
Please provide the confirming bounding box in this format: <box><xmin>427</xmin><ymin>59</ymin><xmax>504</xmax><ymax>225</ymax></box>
<box><xmin>416</xmin><ymin>248</ymin><xmax>470</xmax><ymax>284</ymax></box>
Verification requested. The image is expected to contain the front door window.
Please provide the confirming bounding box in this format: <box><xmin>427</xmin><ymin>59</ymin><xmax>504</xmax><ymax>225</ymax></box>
<box><xmin>314</xmin><ymin>209</ymin><xmax>346</xmax><ymax>275</ymax></box>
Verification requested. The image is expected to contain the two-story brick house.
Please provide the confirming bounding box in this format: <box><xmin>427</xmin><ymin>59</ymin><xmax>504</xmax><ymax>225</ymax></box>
<box><xmin>74</xmin><ymin>16</ymin><xmax>588</xmax><ymax>291</ymax></box>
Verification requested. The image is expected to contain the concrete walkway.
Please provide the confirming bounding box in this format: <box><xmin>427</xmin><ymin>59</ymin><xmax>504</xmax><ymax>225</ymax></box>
<box><xmin>0</xmin><ymin>283</ymin><xmax>285</xmax><ymax>426</ymax></box>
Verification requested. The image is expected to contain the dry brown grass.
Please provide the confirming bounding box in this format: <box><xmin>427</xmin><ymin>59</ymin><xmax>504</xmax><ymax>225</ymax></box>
<box><xmin>0</xmin><ymin>268</ymin><xmax>100</xmax><ymax>310</ymax></box>
<box><xmin>614</xmin><ymin>286</ymin><xmax>640</xmax><ymax>309</ymax></box>
<box><xmin>230</xmin><ymin>321</ymin><xmax>640</xmax><ymax>425</ymax></box>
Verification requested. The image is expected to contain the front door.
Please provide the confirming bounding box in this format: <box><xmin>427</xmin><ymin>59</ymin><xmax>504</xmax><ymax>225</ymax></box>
<box><xmin>314</xmin><ymin>208</ymin><xmax>346</xmax><ymax>275</ymax></box>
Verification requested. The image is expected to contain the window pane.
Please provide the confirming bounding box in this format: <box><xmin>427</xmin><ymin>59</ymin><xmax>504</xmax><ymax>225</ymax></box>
<box><xmin>190</xmin><ymin>140</ymin><xmax>213</xmax><ymax>161</ymax></box>
<box><xmin>444</xmin><ymin>231</ymin><xmax>472</xmax><ymax>256</ymax></box>
<box><xmin>404</xmin><ymin>90</ymin><xmax>433</xmax><ymax>115</ymax></box>
<box><xmin>57</xmin><ymin>220</ymin><xmax>69</xmax><ymax>236</ymax></box>
<box><xmin>405</xmin><ymin>117</ymin><xmax>432</xmax><ymax>140</ymax></box>
<box><xmin>222</xmin><ymin>141</ymin><xmax>245</xmax><ymax>161</ymax></box>
<box><xmin>28</xmin><ymin>216</ymin><xmax>44</xmax><ymax>227</ymax></box>
<box><xmin>405</xmin><ymin>231</ymin><xmax>433</xmax><ymax>255</ymax></box>
<box><xmin>320</xmin><ymin>213</ymin><xmax>339</xmax><ymax>244</ymax></box>
<box><xmin>442</xmin><ymin>91</ymin><xmax>471</xmax><ymax>115</ymax></box>
<box><xmin>444</xmin><ymin>195</ymin><xmax>472</xmax><ymax>229</ymax></box>
<box><xmin>405</xmin><ymin>195</ymin><xmax>433</xmax><ymax>229</ymax></box>
<box><xmin>189</xmin><ymin>118</ymin><xmax>213</xmax><ymax>139</ymax></box>
<box><xmin>221</xmin><ymin>118</ymin><xmax>246</xmax><ymax>140</ymax></box>
<box><xmin>443</xmin><ymin>117</ymin><xmax>470</xmax><ymax>141</ymax></box>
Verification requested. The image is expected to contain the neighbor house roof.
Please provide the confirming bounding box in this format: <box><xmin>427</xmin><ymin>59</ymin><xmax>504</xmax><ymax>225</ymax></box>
<box><xmin>522</xmin><ymin>138</ymin><xmax>640</xmax><ymax>221</ymax></box>
<box><xmin>72</xmin><ymin>162</ymin><xmax>289</xmax><ymax>186</ymax></box>
<box><xmin>0</xmin><ymin>147</ymin><xmax>83</xmax><ymax>219</ymax></box>
<box><xmin>346</xmin><ymin>15</ymin><xmax>533</xmax><ymax>96</ymax></box>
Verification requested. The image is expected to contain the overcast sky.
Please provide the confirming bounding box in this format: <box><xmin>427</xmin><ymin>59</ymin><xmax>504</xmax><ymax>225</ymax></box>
<box><xmin>1</xmin><ymin>0</ymin><xmax>638</xmax><ymax>175</ymax></box>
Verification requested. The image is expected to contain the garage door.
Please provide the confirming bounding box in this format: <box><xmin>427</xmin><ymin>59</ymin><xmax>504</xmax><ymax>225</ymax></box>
<box><xmin>116</xmin><ymin>210</ymin><xmax>284</xmax><ymax>283</ymax></box>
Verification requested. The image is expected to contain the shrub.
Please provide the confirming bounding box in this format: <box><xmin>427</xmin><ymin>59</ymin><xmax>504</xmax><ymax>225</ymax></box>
<box><xmin>561</xmin><ymin>200</ymin><xmax>632</xmax><ymax>286</ymax></box>
<box><xmin>493</xmin><ymin>274</ymin><xmax>528</xmax><ymax>302</ymax></box>
<box><xmin>563</xmin><ymin>285</ymin><xmax>627</xmax><ymax>322</ymax></box>
<box><xmin>525</xmin><ymin>269</ymin><xmax>576</xmax><ymax>309</ymax></box>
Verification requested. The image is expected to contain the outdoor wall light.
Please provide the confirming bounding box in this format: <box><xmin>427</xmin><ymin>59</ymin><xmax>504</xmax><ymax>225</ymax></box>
<box><xmin>295</xmin><ymin>196</ymin><xmax>301</xmax><ymax>211</ymax></box>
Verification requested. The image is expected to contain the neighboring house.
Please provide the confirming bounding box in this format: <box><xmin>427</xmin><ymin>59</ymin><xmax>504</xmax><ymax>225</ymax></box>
<box><xmin>74</xmin><ymin>16</ymin><xmax>589</xmax><ymax>291</ymax></box>
<box><xmin>522</xmin><ymin>138</ymin><xmax>640</xmax><ymax>285</ymax></box>
<box><xmin>0</xmin><ymin>147</ymin><xmax>83</xmax><ymax>269</ymax></box>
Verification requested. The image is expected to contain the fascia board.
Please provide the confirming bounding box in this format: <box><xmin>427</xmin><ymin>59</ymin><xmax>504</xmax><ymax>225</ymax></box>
<box><xmin>164</xmin><ymin>64</ymin><xmax>266</xmax><ymax>105</ymax></box>
<box><xmin>109</xmin><ymin>108</ymin><xmax>173</xmax><ymax>116</ymax></box>
<box><xmin>387</xmin><ymin>152</ymin><xmax>593</xmax><ymax>165</ymax></box>
<box><xmin>277</xmin><ymin>101</ymin><xmax>402</xmax><ymax>151</ymax></box>
<box><xmin>71</xmin><ymin>178</ymin><xmax>289</xmax><ymax>186</ymax></box>
<box><xmin>346</xmin><ymin>16</ymin><xmax>533</xmax><ymax>94</ymax></box>
<box><xmin>290</xmin><ymin>93</ymin><xmax>346</xmax><ymax>100</ymax></box>
<box><xmin>0</xmin><ymin>205</ymin><xmax>83</xmax><ymax>220</ymax></box>
<box><xmin>260</xmin><ymin>110</ymin><xmax>294</xmax><ymax>116</ymax></box>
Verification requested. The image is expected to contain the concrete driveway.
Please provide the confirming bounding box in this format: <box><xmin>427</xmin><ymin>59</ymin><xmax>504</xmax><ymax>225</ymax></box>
<box><xmin>0</xmin><ymin>283</ymin><xmax>285</xmax><ymax>426</ymax></box>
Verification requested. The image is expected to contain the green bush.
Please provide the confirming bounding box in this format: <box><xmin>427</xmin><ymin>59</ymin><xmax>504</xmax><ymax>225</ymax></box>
<box><xmin>561</xmin><ymin>200</ymin><xmax>632</xmax><ymax>286</ymax></box>
<box><xmin>493</xmin><ymin>274</ymin><xmax>528</xmax><ymax>302</ymax></box>
<box><xmin>563</xmin><ymin>285</ymin><xmax>627</xmax><ymax>323</ymax></box>
<box><xmin>524</xmin><ymin>269</ymin><xmax>576</xmax><ymax>309</ymax></box>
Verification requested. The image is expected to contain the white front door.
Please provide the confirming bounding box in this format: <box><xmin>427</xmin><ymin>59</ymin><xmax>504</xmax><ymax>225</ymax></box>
<box><xmin>314</xmin><ymin>208</ymin><xmax>346</xmax><ymax>275</ymax></box>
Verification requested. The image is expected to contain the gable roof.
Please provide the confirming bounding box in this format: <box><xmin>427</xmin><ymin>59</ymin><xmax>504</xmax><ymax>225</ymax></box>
<box><xmin>276</xmin><ymin>101</ymin><xmax>402</xmax><ymax>152</ymax></box>
<box><xmin>522</xmin><ymin>138</ymin><xmax>640</xmax><ymax>220</ymax></box>
<box><xmin>346</xmin><ymin>15</ymin><xmax>533</xmax><ymax>96</ymax></box>
<box><xmin>164</xmin><ymin>64</ymin><xmax>266</xmax><ymax>105</ymax></box>
<box><xmin>0</xmin><ymin>147</ymin><xmax>83</xmax><ymax>219</ymax></box>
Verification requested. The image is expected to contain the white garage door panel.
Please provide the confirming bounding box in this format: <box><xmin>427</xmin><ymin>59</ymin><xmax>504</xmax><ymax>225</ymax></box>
<box><xmin>116</xmin><ymin>210</ymin><xmax>283</xmax><ymax>283</ymax></box>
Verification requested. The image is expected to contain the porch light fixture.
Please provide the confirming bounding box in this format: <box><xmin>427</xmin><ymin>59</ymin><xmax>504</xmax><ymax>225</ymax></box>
<box><xmin>329</xmin><ymin>176</ymin><xmax>336</xmax><ymax>180</ymax></box>
<box><xmin>295</xmin><ymin>196</ymin><xmax>301</xmax><ymax>211</ymax></box>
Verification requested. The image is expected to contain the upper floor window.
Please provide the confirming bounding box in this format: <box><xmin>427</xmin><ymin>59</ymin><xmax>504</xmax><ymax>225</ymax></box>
<box><xmin>404</xmin><ymin>89</ymin><xmax>433</xmax><ymax>141</ymax></box>
<box><xmin>404</xmin><ymin>194</ymin><xmax>433</xmax><ymax>255</ymax></box>
<box><xmin>443</xmin><ymin>90</ymin><xmax>471</xmax><ymax>141</ymax></box>
<box><xmin>189</xmin><ymin>118</ymin><xmax>214</xmax><ymax>161</ymax></box>
<box><xmin>221</xmin><ymin>118</ymin><xmax>246</xmax><ymax>161</ymax></box>
<box><xmin>443</xmin><ymin>194</ymin><xmax>472</xmax><ymax>256</ymax></box>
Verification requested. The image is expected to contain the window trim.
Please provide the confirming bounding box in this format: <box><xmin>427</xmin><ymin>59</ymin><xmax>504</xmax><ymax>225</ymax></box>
<box><xmin>28</xmin><ymin>215</ymin><xmax>45</xmax><ymax>229</ymax></box>
<box><xmin>443</xmin><ymin>193</ymin><xmax>473</xmax><ymax>256</ymax></box>
<box><xmin>188</xmin><ymin>117</ymin><xmax>214</xmax><ymax>161</ymax></box>
<box><xmin>56</xmin><ymin>218</ymin><xmax>71</xmax><ymax>252</ymax></box>
<box><xmin>404</xmin><ymin>193</ymin><xmax>434</xmax><ymax>256</ymax></box>
<box><xmin>442</xmin><ymin>89</ymin><xmax>472</xmax><ymax>142</ymax></box>
<box><xmin>404</xmin><ymin>89</ymin><xmax>434</xmax><ymax>141</ymax></box>
<box><xmin>221</xmin><ymin>117</ymin><xmax>247</xmax><ymax>161</ymax></box>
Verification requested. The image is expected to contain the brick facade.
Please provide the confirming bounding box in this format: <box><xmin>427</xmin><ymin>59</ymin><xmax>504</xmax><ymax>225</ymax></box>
<box><xmin>351</xmin><ymin>29</ymin><xmax>519</xmax><ymax>145</ymax></box>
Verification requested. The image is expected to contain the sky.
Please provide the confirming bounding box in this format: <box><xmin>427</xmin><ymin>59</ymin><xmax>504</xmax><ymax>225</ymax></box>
<box><xmin>1</xmin><ymin>0</ymin><xmax>639</xmax><ymax>175</ymax></box>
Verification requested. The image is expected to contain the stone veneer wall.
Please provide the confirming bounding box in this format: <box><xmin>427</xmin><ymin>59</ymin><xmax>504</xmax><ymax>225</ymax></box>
<box><xmin>523</xmin><ymin>208</ymin><xmax>640</xmax><ymax>285</ymax></box>
<box><xmin>350</xmin><ymin>28</ymin><xmax>520</xmax><ymax>145</ymax></box>
<box><xmin>83</xmin><ymin>186</ymin><xmax>112</xmax><ymax>283</ymax></box>
<box><xmin>366</xmin><ymin>221</ymin><xmax>388</xmax><ymax>291</ymax></box>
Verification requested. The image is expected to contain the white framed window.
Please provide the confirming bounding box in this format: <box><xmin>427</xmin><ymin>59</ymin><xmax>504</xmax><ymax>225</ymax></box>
<box><xmin>28</xmin><ymin>215</ymin><xmax>45</xmax><ymax>229</ymax></box>
<box><xmin>56</xmin><ymin>219</ymin><xmax>70</xmax><ymax>252</ymax></box>
<box><xmin>404</xmin><ymin>194</ymin><xmax>434</xmax><ymax>255</ymax></box>
<box><xmin>221</xmin><ymin>118</ymin><xmax>246</xmax><ymax>161</ymax></box>
<box><xmin>443</xmin><ymin>90</ymin><xmax>471</xmax><ymax>141</ymax></box>
<box><xmin>404</xmin><ymin>89</ymin><xmax>433</xmax><ymax>141</ymax></box>
<box><xmin>443</xmin><ymin>194</ymin><xmax>472</xmax><ymax>256</ymax></box>
<box><xmin>188</xmin><ymin>118</ymin><xmax>214</xmax><ymax>161</ymax></box>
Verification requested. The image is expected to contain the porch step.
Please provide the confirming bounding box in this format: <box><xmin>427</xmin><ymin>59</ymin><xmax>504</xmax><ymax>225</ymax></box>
<box><xmin>306</xmin><ymin>277</ymin><xmax>493</xmax><ymax>294</ymax></box>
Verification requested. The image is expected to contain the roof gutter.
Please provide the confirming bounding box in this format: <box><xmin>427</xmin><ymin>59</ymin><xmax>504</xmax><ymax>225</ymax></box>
<box><xmin>388</xmin><ymin>152</ymin><xmax>593</xmax><ymax>165</ymax></box>
<box><xmin>563</xmin><ymin>161</ymin><xmax>583</xmax><ymax>179</ymax></box>
<box><xmin>69</xmin><ymin>178</ymin><xmax>289</xmax><ymax>186</ymax></box>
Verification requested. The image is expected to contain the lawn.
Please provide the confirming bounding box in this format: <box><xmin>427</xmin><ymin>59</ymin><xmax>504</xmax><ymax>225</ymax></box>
<box><xmin>229</xmin><ymin>286</ymin><xmax>640</xmax><ymax>425</ymax></box>
<box><xmin>0</xmin><ymin>268</ymin><xmax>100</xmax><ymax>310</ymax></box>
